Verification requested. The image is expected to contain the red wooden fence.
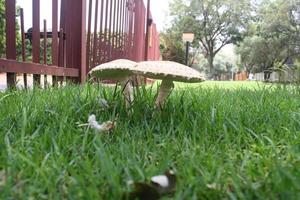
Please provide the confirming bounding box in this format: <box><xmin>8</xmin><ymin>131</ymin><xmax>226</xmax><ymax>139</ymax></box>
<box><xmin>0</xmin><ymin>0</ymin><xmax>160</xmax><ymax>88</ymax></box>
<box><xmin>85</xmin><ymin>0</ymin><xmax>160</xmax><ymax>68</ymax></box>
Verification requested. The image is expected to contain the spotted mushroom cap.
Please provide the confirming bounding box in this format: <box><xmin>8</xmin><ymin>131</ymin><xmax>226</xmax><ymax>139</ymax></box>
<box><xmin>133</xmin><ymin>61</ymin><xmax>205</xmax><ymax>82</ymax></box>
<box><xmin>89</xmin><ymin>59</ymin><xmax>138</xmax><ymax>80</ymax></box>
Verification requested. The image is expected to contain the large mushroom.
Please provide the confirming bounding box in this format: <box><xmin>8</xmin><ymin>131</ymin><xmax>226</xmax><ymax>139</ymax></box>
<box><xmin>133</xmin><ymin>61</ymin><xmax>205</xmax><ymax>107</ymax></box>
<box><xmin>89</xmin><ymin>59</ymin><xmax>137</xmax><ymax>108</ymax></box>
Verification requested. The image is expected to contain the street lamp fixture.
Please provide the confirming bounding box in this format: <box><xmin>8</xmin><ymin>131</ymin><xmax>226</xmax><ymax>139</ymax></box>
<box><xmin>182</xmin><ymin>33</ymin><xmax>194</xmax><ymax>66</ymax></box>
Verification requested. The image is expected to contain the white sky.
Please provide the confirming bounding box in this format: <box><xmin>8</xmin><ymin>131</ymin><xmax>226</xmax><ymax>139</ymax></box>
<box><xmin>16</xmin><ymin>0</ymin><xmax>170</xmax><ymax>32</ymax></box>
<box><xmin>148</xmin><ymin>0</ymin><xmax>171</xmax><ymax>31</ymax></box>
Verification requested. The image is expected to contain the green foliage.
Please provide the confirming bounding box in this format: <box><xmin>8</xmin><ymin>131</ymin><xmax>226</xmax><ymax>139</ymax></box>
<box><xmin>168</xmin><ymin>0</ymin><xmax>251</xmax><ymax>73</ymax></box>
<box><xmin>160</xmin><ymin>30</ymin><xmax>185</xmax><ymax>64</ymax></box>
<box><xmin>165</xmin><ymin>0</ymin><xmax>300</xmax><ymax>78</ymax></box>
<box><xmin>193</xmin><ymin>51</ymin><xmax>237</xmax><ymax>79</ymax></box>
<box><xmin>23</xmin><ymin>38</ymin><xmax>53</xmax><ymax>64</ymax></box>
<box><xmin>236</xmin><ymin>0</ymin><xmax>300</xmax><ymax>73</ymax></box>
<box><xmin>213</xmin><ymin>55</ymin><xmax>235</xmax><ymax>75</ymax></box>
<box><xmin>1</xmin><ymin>82</ymin><xmax>300</xmax><ymax>199</ymax></box>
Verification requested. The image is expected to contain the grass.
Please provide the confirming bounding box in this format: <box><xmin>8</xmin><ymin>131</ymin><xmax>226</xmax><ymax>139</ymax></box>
<box><xmin>0</xmin><ymin>81</ymin><xmax>300</xmax><ymax>199</ymax></box>
<box><xmin>175</xmin><ymin>80</ymin><xmax>262</xmax><ymax>89</ymax></box>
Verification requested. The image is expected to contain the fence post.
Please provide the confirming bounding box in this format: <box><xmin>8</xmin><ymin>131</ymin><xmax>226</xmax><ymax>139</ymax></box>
<box><xmin>60</xmin><ymin>0</ymin><xmax>87</xmax><ymax>83</ymax></box>
<box><xmin>5</xmin><ymin>0</ymin><xmax>16</xmax><ymax>88</ymax></box>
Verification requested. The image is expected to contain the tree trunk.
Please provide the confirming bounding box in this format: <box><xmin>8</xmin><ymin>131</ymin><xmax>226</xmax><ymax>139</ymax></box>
<box><xmin>208</xmin><ymin>55</ymin><xmax>214</xmax><ymax>72</ymax></box>
<box><xmin>207</xmin><ymin>55</ymin><xmax>215</xmax><ymax>79</ymax></box>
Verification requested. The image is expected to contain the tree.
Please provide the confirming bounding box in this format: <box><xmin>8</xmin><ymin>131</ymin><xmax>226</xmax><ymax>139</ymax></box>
<box><xmin>169</xmin><ymin>0</ymin><xmax>252</xmax><ymax>75</ymax></box>
<box><xmin>160</xmin><ymin>30</ymin><xmax>185</xmax><ymax>64</ymax></box>
<box><xmin>236</xmin><ymin>0</ymin><xmax>300</xmax><ymax>78</ymax></box>
<box><xmin>258</xmin><ymin>0</ymin><xmax>300</xmax><ymax>60</ymax></box>
<box><xmin>193</xmin><ymin>50</ymin><xmax>237</xmax><ymax>80</ymax></box>
<box><xmin>235</xmin><ymin>36</ymin><xmax>285</xmax><ymax>74</ymax></box>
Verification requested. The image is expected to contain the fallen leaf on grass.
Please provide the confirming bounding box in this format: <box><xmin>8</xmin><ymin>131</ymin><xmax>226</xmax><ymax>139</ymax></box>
<box><xmin>88</xmin><ymin>114</ymin><xmax>116</xmax><ymax>133</ymax></box>
<box><xmin>77</xmin><ymin>114</ymin><xmax>117</xmax><ymax>133</ymax></box>
<box><xmin>206</xmin><ymin>183</ymin><xmax>218</xmax><ymax>190</ymax></box>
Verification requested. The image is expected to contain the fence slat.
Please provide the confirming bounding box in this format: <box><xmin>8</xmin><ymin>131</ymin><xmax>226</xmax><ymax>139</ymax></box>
<box><xmin>43</xmin><ymin>20</ymin><xmax>47</xmax><ymax>65</ymax></box>
<box><xmin>108</xmin><ymin>0</ymin><xmax>113</xmax><ymax>60</ymax></box>
<box><xmin>122</xmin><ymin>0</ymin><xmax>126</xmax><ymax>58</ymax></box>
<box><xmin>86</xmin><ymin>0</ymin><xmax>93</xmax><ymax>72</ymax></box>
<box><xmin>20</xmin><ymin>8</ymin><xmax>27</xmax><ymax>89</ymax></box>
<box><xmin>43</xmin><ymin>20</ymin><xmax>48</xmax><ymax>87</ymax></box>
<box><xmin>32</xmin><ymin>0</ymin><xmax>41</xmax><ymax>86</ymax></box>
<box><xmin>92</xmin><ymin>0</ymin><xmax>99</xmax><ymax>68</ymax></box>
<box><xmin>52</xmin><ymin>0</ymin><xmax>58</xmax><ymax>65</ymax></box>
<box><xmin>112</xmin><ymin>0</ymin><xmax>117</xmax><ymax>59</ymax></box>
<box><xmin>59</xmin><ymin>0</ymin><xmax>66</xmax><ymax>68</ymax></box>
<box><xmin>104</xmin><ymin>0</ymin><xmax>109</xmax><ymax>62</ymax></box>
<box><xmin>128</xmin><ymin>0</ymin><xmax>134</xmax><ymax>60</ymax></box>
<box><xmin>5</xmin><ymin>0</ymin><xmax>16</xmax><ymax>88</ymax></box>
<box><xmin>145</xmin><ymin>0</ymin><xmax>151</xmax><ymax>61</ymax></box>
<box><xmin>80</xmin><ymin>0</ymin><xmax>87</xmax><ymax>83</ymax></box>
<box><xmin>59</xmin><ymin>28</ymin><xmax>65</xmax><ymax>68</ymax></box>
<box><xmin>51</xmin><ymin>0</ymin><xmax>58</xmax><ymax>85</ymax></box>
<box><xmin>117</xmin><ymin>0</ymin><xmax>122</xmax><ymax>58</ymax></box>
<box><xmin>98</xmin><ymin>0</ymin><xmax>104</xmax><ymax>64</ymax></box>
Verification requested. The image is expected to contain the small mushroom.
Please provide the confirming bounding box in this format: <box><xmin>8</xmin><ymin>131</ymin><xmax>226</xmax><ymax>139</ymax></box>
<box><xmin>89</xmin><ymin>59</ymin><xmax>137</xmax><ymax>109</ymax></box>
<box><xmin>127</xmin><ymin>170</ymin><xmax>177</xmax><ymax>200</ymax></box>
<box><xmin>133</xmin><ymin>61</ymin><xmax>205</xmax><ymax>108</ymax></box>
<box><xmin>150</xmin><ymin>170</ymin><xmax>177</xmax><ymax>195</ymax></box>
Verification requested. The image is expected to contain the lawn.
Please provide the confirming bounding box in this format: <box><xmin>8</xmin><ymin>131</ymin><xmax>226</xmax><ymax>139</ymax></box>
<box><xmin>0</xmin><ymin>81</ymin><xmax>300</xmax><ymax>199</ymax></box>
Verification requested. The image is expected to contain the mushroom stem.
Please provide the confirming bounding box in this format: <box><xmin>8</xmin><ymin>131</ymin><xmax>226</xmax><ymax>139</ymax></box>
<box><xmin>119</xmin><ymin>77</ymin><xmax>134</xmax><ymax>109</ymax></box>
<box><xmin>155</xmin><ymin>80</ymin><xmax>174</xmax><ymax>108</ymax></box>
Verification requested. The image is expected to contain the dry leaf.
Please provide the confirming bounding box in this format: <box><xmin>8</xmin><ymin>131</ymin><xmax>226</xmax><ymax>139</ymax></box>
<box><xmin>88</xmin><ymin>114</ymin><xmax>116</xmax><ymax>133</ymax></box>
<box><xmin>206</xmin><ymin>183</ymin><xmax>218</xmax><ymax>190</ymax></box>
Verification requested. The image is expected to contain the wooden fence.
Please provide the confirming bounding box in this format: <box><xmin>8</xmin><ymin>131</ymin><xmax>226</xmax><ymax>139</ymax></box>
<box><xmin>234</xmin><ymin>72</ymin><xmax>248</xmax><ymax>81</ymax></box>
<box><xmin>0</xmin><ymin>0</ymin><xmax>160</xmax><ymax>88</ymax></box>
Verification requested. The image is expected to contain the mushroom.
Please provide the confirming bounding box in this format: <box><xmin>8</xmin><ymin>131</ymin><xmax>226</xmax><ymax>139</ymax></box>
<box><xmin>89</xmin><ymin>59</ymin><xmax>137</xmax><ymax>109</ymax></box>
<box><xmin>127</xmin><ymin>170</ymin><xmax>177</xmax><ymax>199</ymax></box>
<box><xmin>133</xmin><ymin>61</ymin><xmax>205</xmax><ymax>108</ymax></box>
<box><xmin>150</xmin><ymin>170</ymin><xmax>177</xmax><ymax>195</ymax></box>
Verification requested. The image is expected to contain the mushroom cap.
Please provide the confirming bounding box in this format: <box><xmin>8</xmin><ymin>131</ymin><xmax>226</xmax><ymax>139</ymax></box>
<box><xmin>89</xmin><ymin>59</ymin><xmax>137</xmax><ymax>80</ymax></box>
<box><xmin>133</xmin><ymin>61</ymin><xmax>205</xmax><ymax>83</ymax></box>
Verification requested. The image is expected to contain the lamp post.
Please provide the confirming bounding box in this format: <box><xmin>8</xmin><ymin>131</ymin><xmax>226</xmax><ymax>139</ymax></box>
<box><xmin>182</xmin><ymin>33</ymin><xmax>194</xmax><ymax>66</ymax></box>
